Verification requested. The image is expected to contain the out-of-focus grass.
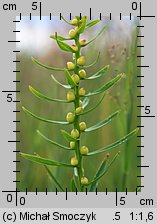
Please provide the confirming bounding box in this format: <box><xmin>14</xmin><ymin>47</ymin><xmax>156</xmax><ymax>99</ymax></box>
<box><xmin>17</xmin><ymin>17</ymin><xmax>140</xmax><ymax>192</ymax></box>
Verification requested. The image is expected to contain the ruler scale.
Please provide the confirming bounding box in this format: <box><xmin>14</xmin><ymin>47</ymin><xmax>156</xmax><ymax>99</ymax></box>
<box><xmin>0</xmin><ymin>0</ymin><xmax>157</xmax><ymax>223</ymax></box>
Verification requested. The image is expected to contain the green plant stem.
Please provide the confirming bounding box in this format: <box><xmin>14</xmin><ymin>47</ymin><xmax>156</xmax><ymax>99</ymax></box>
<box><xmin>73</xmin><ymin>35</ymin><xmax>84</xmax><ymax>192</ymax></box>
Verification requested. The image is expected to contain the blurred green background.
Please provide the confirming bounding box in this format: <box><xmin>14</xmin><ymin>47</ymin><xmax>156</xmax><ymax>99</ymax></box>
<box><xmin>16</xmin><ymin>16</ymin><xmax>141</xmax><ymax>192</ymax></box>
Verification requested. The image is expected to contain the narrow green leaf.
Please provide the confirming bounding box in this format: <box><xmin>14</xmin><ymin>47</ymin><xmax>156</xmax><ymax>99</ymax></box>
<box><xmin>82</xmin><ymin>97</ymin><xmax>90</xmax><ymax>109</ymax></box>
<box><xmin>55</xmin><ymin>33</ymin><xmax>75</xmax><ymax>53</ymax></box>
<box><xmin>81</xmin><ymin>93</ymin><xmax>105</xmax><ymax>115</ymax></box>
<box><xmin>77</xmin><ymin>16</ymin><xmax>87</xmax><ymax>34</ymax></box>
<box><xmin>71</xmin><ymin>178</ymin><xmax>77</xmax><ymax>192</ymax></box>
<box><xmin>61</xmin><ymin>130</ymin><xmax>77</xmax><ymax>142</ymax></box>
<box><xmin>44</xmin><ymin>165</ymin><xmax>64</xmax><ymax>192</ymax></box>
<box><xmin>22</xmin><ymin>107</ymin><xmax>69</xmax><ymax>125</ymax></box>
<box><xmin>29</xmin><ymin>86</ymin><xmax>69</xmax><ymax>103</ymax></box>
<box><xmin>37</xmin><ymin>130</ymin><xmax>72</xmax><ymax>151</ymax></box>
<box><xmin>86</xmin><ymin>19</ymin><xmax>101</xmax><ymax>28</ymax></box>
<box><xmin>32</xmin><ymin>57</ymin><xmax>64</xmax><ymax>71</ymax></box>
<box><xmin>20</xmin><ymin>153</ymin><xmax>74</xmax><ymax>167</ymax></box>
<box><xmin>83</xmin><ymin>25</ymin><xmax>106</xmax><ymax>47</ymax></box>
<box><xmin>51</xmin><ymin>75</ymin><xmax>71</xmax><ymax>89</ymax></box>
<box><xmin>87</xmin><ymin>128</ymin><xmax>139</xmax><ymax>156</ymax></box>
<box><xmin>64</xmin><ymin>69</ymin><xmax>76</xmax><ymax>87</ymax></box>
<box><xmin>85</xmin><ymin>111</ymin><xmax>119</xmax><ymax>132</ymax></box>
<box><xmin>89</xmin><ymin>155</ymin><xmax>109</xmax><ymax>191</ymax></box>
<box><xmin>75</xmin><ymin>16</ymin><xmax>81</xmax><ymax>20</ymax></box>
<box><xmin>89</xmin><ymin>153</ymin><xmax>120</xmax><ymax>191</ymax></box>
<box><xmin>85</xmin><ymin>65</ymin><xmax>110</xmax><ymax>80</ymax></box>
<box><xmin>83</xmin><ymin>52</ymin><xmax>100</xmax><ymax>68</ymax></box>
<box><xmin>50</xmin><ymin>34</ymin><xmax>71</xmax><ymax>41</ymax></box>
<box><xmin>85</xmin><ymin>73</ymin><xmax>124</xmax><ymax>97</ymax></box>
<box><xmin>61</xmin><ymin>16</ymin><xmax>72</xmax><ymax>25</ymax></box>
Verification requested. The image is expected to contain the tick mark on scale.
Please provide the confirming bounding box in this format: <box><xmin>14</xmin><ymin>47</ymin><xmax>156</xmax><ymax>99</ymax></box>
<box><xmin>66</xmin><ymin>188</ymin><xmax>67</xmax><ymax>200</ymax></box>
<box><xmin>100</xmin><ymin>13</ymin><xmax>102</xmax><ymax>20</ymax></box>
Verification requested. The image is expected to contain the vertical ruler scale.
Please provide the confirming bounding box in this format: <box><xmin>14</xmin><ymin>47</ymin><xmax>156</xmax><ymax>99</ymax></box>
<box><xmin>0</xmin><ymin>0</ymin><xmax>157</xmax><ymax>223</ymax></box>
<box><xmin>12</xmin><ymin>17</ymin><xmax>21</xmax><ymax>185</ymax></box>
<box><xmin>0</xmin><ymin>5</ymin><xmax>17</xmax><ymax>194</ymax></box>
<box><xmin>136</xmin><ymin>2</ymin><xmax>156</xmax><ymax>196</ymax></box>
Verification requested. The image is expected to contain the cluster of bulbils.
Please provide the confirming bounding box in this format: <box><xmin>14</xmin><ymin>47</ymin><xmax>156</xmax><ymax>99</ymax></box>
<box><xmin>65</xmin><ymin>18</ymin><xmax>89</xmax><ymax>186</ymax></box>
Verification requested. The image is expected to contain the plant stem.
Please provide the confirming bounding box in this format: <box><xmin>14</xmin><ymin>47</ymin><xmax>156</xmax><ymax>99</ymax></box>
<box><xmin>72</xmin><ymin>34</ymin><xmax>84</xmax><ymax>192</ymax></box>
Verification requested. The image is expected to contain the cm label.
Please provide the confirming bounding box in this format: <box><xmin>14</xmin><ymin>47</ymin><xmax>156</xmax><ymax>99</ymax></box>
<box><xmin>3</xmin><ymin>3</ymin><xmax>16</xmax><ymax>10</ymax></box>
